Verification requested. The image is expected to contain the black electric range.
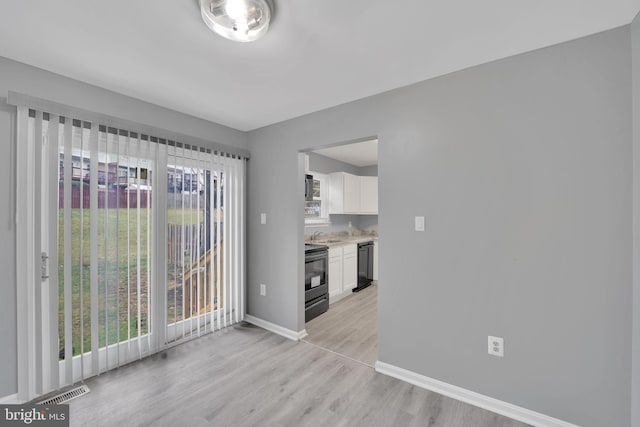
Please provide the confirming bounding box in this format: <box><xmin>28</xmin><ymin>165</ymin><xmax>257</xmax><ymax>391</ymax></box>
<box><xmin>304</xmin><ymin>244</ymin><xmax>329</xmax><ymax>322</ymax></box>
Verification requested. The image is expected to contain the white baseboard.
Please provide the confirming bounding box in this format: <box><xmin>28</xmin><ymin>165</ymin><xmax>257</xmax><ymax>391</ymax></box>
<box><xmin>375</xmin><ymin>361</ymin><xmax>579</xmax><ymax>427</ymax></box>
<box><xmin>0</xmin><ymin>393</ymin><xmax>19</xmax><ymax>404</ymax></box>
<box><xmin>244</xmin><ymin>315</ymin><xmax>307</xmax><ymax>341</ymax></box>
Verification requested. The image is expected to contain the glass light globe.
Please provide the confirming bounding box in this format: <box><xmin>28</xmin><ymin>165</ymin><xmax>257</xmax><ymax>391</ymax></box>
<box><xmin>200</xmin><ymin>0</ymin><xmax>273</xmax><ymax>42</ymax></box>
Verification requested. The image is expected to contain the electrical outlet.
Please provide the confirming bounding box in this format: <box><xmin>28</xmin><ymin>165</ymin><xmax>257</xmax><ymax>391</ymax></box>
<box><xmin>415</xmin><ymin>216</ymin><xmax>425</xmax><ymax>232</ymax></box>
<box><xmin>260</xmin><ymin>283</ymin><xmax>266</xmax><ymax>296</ymax></box>
<box><xmin>261</xmin><ymin>213</ymin><xmax>267</xmax><ymax>225</ymax></box>
<box><xmin>488</xmin><ymin>336</ymin><xmax>504</xmax><ymax>357</ymax></box>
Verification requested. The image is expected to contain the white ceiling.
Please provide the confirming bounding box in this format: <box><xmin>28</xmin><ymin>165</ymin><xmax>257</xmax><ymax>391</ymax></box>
<box><xmin>313</xmin><ymin>139</ymin><xmax>378</xmax><ymax>167</ymax></box>
<box><xmin>0</xmin><ymin>1</ymin><xmax>638</xmax><ymax>131</ymax></box>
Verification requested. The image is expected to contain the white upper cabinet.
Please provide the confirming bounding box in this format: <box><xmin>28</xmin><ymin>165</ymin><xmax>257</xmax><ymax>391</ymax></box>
<box><xmin>359</xmin><ymin>176</ymin><xmax>378</xmax><ymax>214</ymax></box>
<box><xmin>329</xmin><ymin>172</ymin><xmax>354</xmax><ymax>214</ymax></box>
<box><xmin>343</xmin><ymin>173</ymin><xmax>360</xmax><ymax>213</ymax></box>
<box><xmin>329</xmin><ymin>172</ymin><xmax>378</xmax><ymax>215</ymax></box>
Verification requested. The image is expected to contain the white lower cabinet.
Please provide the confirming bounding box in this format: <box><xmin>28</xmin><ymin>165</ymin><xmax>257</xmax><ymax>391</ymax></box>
<box><xmin>327</xmin><ymin>243</ymin><xmax>358</xmax><ymax>304</ymax></box>
<box><xmin>328</xmin><ymin>247</ymin><xmax>343</xmax><ymax>300</ymax></box>
<box><xmin>342</xmin><ymin>244</ymin><xmax>357</xmax><ymax>292</ymax></box>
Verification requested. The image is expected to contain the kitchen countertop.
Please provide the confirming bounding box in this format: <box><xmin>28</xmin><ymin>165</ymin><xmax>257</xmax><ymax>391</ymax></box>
<box><xmin>306</xmin><ymin>235</ymin><xmax>377</xmax><ymax>248</ymax></box>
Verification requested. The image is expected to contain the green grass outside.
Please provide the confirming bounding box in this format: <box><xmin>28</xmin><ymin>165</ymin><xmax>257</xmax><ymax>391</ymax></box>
<box><xmin>58</xmin><ymin>206</ymin><xmax>206</xmax><ymax>357</ymax></box>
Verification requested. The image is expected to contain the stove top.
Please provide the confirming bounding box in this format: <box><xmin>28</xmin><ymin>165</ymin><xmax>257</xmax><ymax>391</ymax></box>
<box><xmin>305</xmin><ymin>243</ymin><xmax>328</xmax><ymax>254</ymax></box>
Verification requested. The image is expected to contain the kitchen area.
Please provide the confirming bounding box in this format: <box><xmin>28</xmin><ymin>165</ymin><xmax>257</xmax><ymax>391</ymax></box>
<box><xmin>302</xmin><ymin>139</ymin><xmax>379</xmax><ymax>366</ymax></box>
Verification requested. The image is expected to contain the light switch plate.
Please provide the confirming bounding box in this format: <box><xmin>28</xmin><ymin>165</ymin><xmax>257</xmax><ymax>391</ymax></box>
<box><xmin>415</xmin><ymin>216</ymin><xmax>425</xmax><ymax>232</ymax></box>
<box><xmin>261</xmin><ymin>213</ymin><xmax>267</xmax><ymax>225</ymax></box>
<box><xmin>260</xmin><ymin>284</ymin><xmax>266</xmax><ymax>296</ymax></box>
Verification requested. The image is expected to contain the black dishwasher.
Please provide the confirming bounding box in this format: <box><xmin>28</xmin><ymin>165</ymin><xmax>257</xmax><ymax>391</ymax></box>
<box><xmin>354</xmin><ymin>241</ymin><xmax>374</xmax><ymax>292</ymax></box>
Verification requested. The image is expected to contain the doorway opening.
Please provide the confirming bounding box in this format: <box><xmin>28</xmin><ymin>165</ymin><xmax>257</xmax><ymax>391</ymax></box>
<box><xmin>301</xmin><ymin>138</ymin><xmax>379</xmax><ymax>367</ymax></box>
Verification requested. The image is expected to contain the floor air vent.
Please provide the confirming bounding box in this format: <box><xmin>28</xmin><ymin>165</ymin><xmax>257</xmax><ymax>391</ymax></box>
<box><xmin>38</xmin><ymin>385</ymin><xmax>90</xmax><ymax>405</ymax></box>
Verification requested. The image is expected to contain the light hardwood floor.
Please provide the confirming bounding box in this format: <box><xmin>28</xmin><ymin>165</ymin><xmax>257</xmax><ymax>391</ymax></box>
<box><xmin>68</xmin><ymin>322</ymin><xmax>529</xmax><ymax>427</ymax></box>
<box><xmin>304</xmin><ymin>283</ymin><xmax>378</xmax><ymax>366</ymax></box>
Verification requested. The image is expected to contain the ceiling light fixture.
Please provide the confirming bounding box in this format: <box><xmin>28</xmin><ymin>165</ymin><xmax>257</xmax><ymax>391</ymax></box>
<box><xmin>200</xmin><ymin>0</ymin><xmax>273</xmax><ymax>42</ymax></box>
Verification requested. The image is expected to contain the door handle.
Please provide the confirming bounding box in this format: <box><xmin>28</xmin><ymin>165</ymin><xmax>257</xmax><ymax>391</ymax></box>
<box><xmin>41</xmin><ymin>252</ymin><xmax>49</xmax><ymax>281</ymax></box>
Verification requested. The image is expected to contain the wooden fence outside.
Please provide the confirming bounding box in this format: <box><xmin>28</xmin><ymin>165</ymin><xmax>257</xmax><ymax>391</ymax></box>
<box><xmin>60</xmin><ymin>185</ymin><xmax>221</xmax><ymax>210</ymax></box>
<box><xmin>59</xmin><ymin>186</ymin><xmax>150</xmax><ymax>209</ymax></box>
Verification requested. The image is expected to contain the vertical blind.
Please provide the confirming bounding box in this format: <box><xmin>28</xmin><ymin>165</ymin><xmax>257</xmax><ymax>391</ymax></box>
<box><xmin>18</xmin><ymin>104</ymin><xmax>246</xmax><ymax>400</ymax></box>
<box><xmin>165</xmin><ymin>141</ymin><xmax>246</xmax><ymax>343</ymax></box>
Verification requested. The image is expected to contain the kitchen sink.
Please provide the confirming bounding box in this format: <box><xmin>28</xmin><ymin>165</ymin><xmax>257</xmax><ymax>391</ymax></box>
<box><xmin>316</xmin><ymin>239</ymin><xmax>342</xmax><ymax>244</ymax></box>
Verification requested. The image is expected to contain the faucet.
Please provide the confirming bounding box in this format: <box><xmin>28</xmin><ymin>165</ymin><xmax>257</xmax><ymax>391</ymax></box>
<box><xmin>313</xmin><ymin>231</ymin><xmax>323</xmax><ymax>241</ymax></box>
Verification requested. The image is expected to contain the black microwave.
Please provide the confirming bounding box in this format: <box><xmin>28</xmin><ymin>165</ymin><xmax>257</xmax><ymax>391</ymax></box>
<box><xmin>305</xmin><ymin>174</ymin><xmax>314</xmax><ymax>201</ymax></box>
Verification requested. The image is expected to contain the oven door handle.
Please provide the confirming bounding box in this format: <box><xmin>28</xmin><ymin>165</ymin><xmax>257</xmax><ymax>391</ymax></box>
<box><xmin>305</xmin><ymin>296</ymin><xmax>328</xmax><ymax>310</ymax></box>
<box><xmin>305</xmin><ymin>253</ymin><xmax>327</xmax><ymax>263</ymax></box>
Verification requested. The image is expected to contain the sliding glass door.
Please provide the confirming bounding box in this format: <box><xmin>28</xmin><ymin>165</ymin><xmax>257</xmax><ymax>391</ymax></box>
<box><xmin>17</xmin><ymin>103</ymin><xmax>245</xmax><ymax>402</ymax></box>
<box><xmin>45</xmin><ymin>116</ymin><xmax>160</xmax><ymax>386</ymax></box>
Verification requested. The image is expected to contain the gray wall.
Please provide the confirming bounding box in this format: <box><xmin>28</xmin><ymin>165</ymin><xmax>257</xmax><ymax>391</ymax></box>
<box><xmin>357</xmin><ymin>215</ymin><xmax>378</xmax><ymax>232</ymax></box>
<box><xmin>307</xmin><ymin>152</ymin><xmax>360</xmax><ymax>175</ymax></box>
<box><xmin>247</xmin><ymin>27</ymin><xmax>632</xmax><ymax>427</ymax></box>
<box><xmin>0</xmin><ymin>56</ymin><xmax>248</xmax><ymax>397</ymax></box>
<box><xmin>631</xmin><ymin>12</ymin><xmax>640</xmax><ymax>427</ymax></box>
<box><xmin>358</xmin><ymin>164</ymin><xmax>378</xmax><ymax>176</ymax></box>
